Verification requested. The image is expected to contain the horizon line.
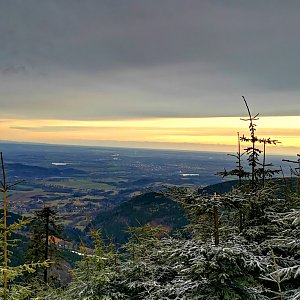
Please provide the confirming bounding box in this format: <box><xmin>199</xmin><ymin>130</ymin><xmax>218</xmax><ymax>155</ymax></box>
<box><xmin>0</xmin><ymin>139</ymin><xmax>297</xmax><ymax>158</ymax></box>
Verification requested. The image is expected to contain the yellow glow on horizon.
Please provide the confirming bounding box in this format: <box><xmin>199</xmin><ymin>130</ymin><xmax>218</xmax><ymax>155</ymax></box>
<box><xmin>0</xmin><ymin>116</ymin><xmax>299</xmax><ymax>154</ymax></box>
<box><xmin>2</xmin><ymin>116</ymin><xmax>299</xmax><ymax>129</ymax></box>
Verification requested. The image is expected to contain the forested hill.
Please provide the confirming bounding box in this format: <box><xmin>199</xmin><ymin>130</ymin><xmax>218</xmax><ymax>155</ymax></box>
<box><xmin>90</xmin><ymin>192</ymin><xmax>189</xmax><ymax>244</ymax></box>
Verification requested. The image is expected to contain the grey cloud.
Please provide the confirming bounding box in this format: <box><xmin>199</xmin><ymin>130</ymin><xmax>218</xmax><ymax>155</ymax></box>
<box><xmin>0</xmin><ymin>1</ymin><xmax>299</xmax><ymax>119</ymax></box>
<box><xmin>0</xmin><ymin>63</ymin><xmax>299</xmax><ymax>120</ymax></box>
<box><xmin>0</xmin><ymin>65</ymin><xmax>26</xmax><ymax>76</ymax></box>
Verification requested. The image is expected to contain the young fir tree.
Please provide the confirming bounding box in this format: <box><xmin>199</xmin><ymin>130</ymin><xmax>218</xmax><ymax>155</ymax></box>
<box><xmin>256</xmin><ymin>137</ymin><xmax>280</xmax><ymax>187</ymax></box>
<box><xmin>239</xmin><ymin>96</ymin><xmax>261</xmax><ymax>188</ymax></box>
<box><xmin>217</xmin><ymin>132</ymin><xmax>249</xmax><ymax>187</ymax></box>
<box><xmin>0</xmin><ymin>152</ymin><xmax>48</xmax><ymax>300</ymax></box>
<box><xmin>41</xmin><ymin>228</ymin><xmax>119</xmax><ymax>300</ymax></box>
<box><xmin>25</xmin><ymin>206</ymin><xmax>63</xmax><ymax>285</ymax></box>
<box><xmin>240</xmin><ymin>96</ymin><xmax>280</xmax><ymax>189</ymax></box>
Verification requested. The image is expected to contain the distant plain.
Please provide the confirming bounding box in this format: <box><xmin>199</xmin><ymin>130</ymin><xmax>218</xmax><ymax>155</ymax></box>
<box><xmin>0</xmin><ymin>142</ymin><xmax>293</xmax><ymax>230</ymax></box>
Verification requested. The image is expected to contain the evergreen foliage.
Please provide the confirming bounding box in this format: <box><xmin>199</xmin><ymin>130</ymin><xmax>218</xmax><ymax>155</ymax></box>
<box><xmin>0</xmin><ymin>152</ymin><xmax>49</xmax><ymax>300</ymax></box>
<box><xmin>25</xmin><ymin>206</ymin><xmax>63</xmax><ymax>285</ymax></box>
<box><xmin>220</xmin><ymin>97</ymin><xmax>280</xmax><ymax>189</ymax></box>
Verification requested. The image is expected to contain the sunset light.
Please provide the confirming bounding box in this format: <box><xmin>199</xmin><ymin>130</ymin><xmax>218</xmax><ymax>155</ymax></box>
<box><xmin>1</xmin><ymin>116</ymin><xmax>299</xmax><ymax>154</ymax></box>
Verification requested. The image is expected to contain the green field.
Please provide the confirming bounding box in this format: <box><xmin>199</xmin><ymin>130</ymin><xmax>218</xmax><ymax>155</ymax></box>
<box><xmin>46</xmin><ymin>179</ymin><xmax>117</xmax><ymax>191</ymax></box>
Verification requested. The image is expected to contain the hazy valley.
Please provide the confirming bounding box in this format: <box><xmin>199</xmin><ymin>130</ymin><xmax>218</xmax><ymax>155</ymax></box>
<box><xmin>1</xmin><ymin>141</ymin><xmax>292</xmax><ymax>241</ymax></box>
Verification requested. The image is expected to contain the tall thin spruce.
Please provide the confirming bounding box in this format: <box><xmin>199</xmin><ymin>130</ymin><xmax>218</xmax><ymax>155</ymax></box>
<box><xmin>259</xmin><ymin>138</ymin><xmax>280</xmax><ymax>187</ymax></box>
<box><xmin>0</xmin><ymin>153</ymin><xmax>23</xmax><ymax>299</ymax></box>
<box><xmin>44</xmin><ymin>207</ymin><xmax>50</xmax><ymax>284</ymax></box>
<box><xmin>240</xmin><ymin>97</ymin><xmax>279</xmax><ymax>188</ymax></box>
<box><xmin>237</xmin><ymin>132</ymin><xmax>242</xmax><ymax>187</ymax></box>
<box><xmin>228</xmin><ymin>132</ymin><xmax>245</xmax><ymax>187</ymax></box>
<box><xmin>0</xmin><ymin>153</ymin><xmax>35</xmax><ymax>299</ymax></box>
<box><xmin>0</xmin><ymin>152</ymin><xmax>8</xmax><ymax>300</ymax></box>
<box><xmin>240</xmin><ymin>96</ymin><xmax>260</xmax><ymax>188</ymax></box>
<box><xmin>213</xmin><ymin>193</ymin><xmax>219</xmax><ymax>246</ymax></box>
<box><xmin>262</xmin><ymin>139</ymin><xmax>267</xmax><ymax>187</ymax></box>
<box><xmin>25</xmin><ymin>206</ymin><xmax>63</xmax><ymax>284</ymax></box>
<box><xmin>216</xmin><ymin>132</ymin><xmax>248</xmax><ymax>186</ymax></box>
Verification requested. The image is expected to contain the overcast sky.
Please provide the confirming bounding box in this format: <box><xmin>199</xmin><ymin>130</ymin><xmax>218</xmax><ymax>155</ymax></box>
<box><xmin>0</xmin><ymin>0</ymin><xmax>299</xmax><ymax>120</ymax></box>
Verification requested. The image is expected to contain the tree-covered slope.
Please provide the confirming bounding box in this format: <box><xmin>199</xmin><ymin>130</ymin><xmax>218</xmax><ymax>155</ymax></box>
<box><xmin>91</xmin><ymin>192</ymin><xmax>189</xmax><ymax>244</ymax></box>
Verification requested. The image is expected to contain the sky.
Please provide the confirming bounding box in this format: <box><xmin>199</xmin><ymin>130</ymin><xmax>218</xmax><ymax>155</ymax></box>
<box><xmin>0</xmin><ymin>1</ymin><xmax>299</xmax><ymax>154</ymax></box>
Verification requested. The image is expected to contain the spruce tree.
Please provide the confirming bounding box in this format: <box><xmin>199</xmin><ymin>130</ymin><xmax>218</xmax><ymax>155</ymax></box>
<box><xmin>0</xmin><ymin>152</ymin><xmax>48</xmax><ymax>299</ymax></box>
<box><xmin>26</xmin><ymin>206</ymin><xmax>63</xmax><ymax>285</ymax></box>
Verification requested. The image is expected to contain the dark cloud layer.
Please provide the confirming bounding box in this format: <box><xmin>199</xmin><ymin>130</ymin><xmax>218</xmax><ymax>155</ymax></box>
<box><xmin>0</xmin><ymin>1</ymin><xmax>299</xmax><ymax>119</ymax></box>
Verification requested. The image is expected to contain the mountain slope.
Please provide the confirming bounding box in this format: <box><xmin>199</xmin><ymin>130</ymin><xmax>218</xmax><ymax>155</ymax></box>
<box><xmin>91</xmin><ymin>192</ymin><xmax>189</xmax><ymax>244</ymax></box>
